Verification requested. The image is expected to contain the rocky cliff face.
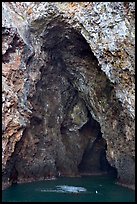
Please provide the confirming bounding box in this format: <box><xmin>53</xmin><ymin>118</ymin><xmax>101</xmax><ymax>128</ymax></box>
<box><xmin>2</xmin><ymin>2</ymin><xmax>135</xmax><ymax>190</ymax></box>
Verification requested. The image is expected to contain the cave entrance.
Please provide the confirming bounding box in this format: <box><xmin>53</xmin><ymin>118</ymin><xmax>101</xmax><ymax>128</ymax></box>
<box><xmin>38</xmin><ymin>20</ymin><xmax>117</xmax><ymax>178</ymax></box>
<box><xmin>5</xmin><ymin>20</ymin><xmax>118</xmax><ymax>184</ymax></box>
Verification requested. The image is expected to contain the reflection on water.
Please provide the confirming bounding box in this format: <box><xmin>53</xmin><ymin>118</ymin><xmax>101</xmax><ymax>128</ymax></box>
<box><xmin>2</xmin><ymin>175</ymin><xmax>135</xmax><ymax>202</ymax></box>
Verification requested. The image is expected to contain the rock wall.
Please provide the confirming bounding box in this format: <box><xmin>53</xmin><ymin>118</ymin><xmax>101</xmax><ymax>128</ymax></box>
<box><xmin>2</xmin><ymin>2</ymin><xmax>135</xmax><ymax>190</ymax></box>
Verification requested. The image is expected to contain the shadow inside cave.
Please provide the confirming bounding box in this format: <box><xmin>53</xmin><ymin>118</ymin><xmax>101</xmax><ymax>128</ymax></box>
<box><xmin>78</xmin><ymin>112</ymin><xmax>117</xmax><ymax>178</ymax></box>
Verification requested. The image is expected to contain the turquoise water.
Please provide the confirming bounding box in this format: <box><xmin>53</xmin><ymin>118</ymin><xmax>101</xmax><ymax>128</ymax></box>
<box><xmin>2</xmin><ymin>175</ymin><xmax>135</xmax><ymax>202</ymax></box>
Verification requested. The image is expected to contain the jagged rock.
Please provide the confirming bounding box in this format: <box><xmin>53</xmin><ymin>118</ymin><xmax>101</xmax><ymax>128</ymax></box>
<box><xmin>2</xmin><ymin>2</ymin><xmax>135</xmax><ymax>190</ymax></box>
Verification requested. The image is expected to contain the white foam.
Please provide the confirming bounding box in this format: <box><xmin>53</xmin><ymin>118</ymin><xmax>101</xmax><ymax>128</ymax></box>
<box><xmin>56</xmin><ymin>185</ymin><xmax>87</xmax><ymax>193</ymax></box>
<box><xmin>40</xmin><ymin>185</ymin><xmax>87</xmax><ymax>193</ymax></box>
<box><xmin>41</xmin><ymin>189</ymin><xmax>64</xmax><ymax>193</ymax></box>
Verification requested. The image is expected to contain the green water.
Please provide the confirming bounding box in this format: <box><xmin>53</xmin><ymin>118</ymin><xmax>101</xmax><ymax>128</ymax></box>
<box><xmin>2</xmin><ymin>175</ymin><xmax>135</xmax><ymax>202</ymax></box>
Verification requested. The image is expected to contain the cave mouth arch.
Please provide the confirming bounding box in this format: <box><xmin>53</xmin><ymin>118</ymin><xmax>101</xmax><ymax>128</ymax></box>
<box><xmin>5</xmin><ymin>20</ymin><xmax>118</xmax><ymax>185</ymax></box>
<box><xmin>36</xmin><ymin>20</ymin><xmax>118</xmax><ymax>177</ymax></box>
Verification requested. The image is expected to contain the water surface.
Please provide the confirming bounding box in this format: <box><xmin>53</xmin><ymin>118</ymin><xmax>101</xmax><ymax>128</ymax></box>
<box><xmin>2</xmin><ymin>175</ymin><xmax>135</xmax><ymax>202</ymax></box>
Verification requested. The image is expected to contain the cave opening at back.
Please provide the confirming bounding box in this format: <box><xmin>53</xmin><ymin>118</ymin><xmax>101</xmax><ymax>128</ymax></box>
<box><xmin>78</xmin><ymin>112</ymin><xmax>117</xmax><ymax>177</ymax></box>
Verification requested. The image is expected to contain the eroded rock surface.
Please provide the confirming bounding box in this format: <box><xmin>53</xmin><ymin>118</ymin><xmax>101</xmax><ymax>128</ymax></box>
<box><xmin>2</xmin><ymin>2</ymin><xmax>135</xmax><ymax>189</ymax></box>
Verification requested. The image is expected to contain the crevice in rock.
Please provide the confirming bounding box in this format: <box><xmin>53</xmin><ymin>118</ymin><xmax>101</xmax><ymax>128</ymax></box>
<box><xmin>78</xmin><ymin>112</ymin><xmax>117</xmax><ymax>178</ymax></box>
<box><xmin>2</xmin><ymin>28</ymin><xmax>24</xmax><ymax>63</ymax></box>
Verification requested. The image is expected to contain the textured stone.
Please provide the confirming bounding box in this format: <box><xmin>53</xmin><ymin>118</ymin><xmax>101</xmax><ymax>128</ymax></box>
<box><xmin>2</xmin><ymin>2</ymin><xmax>135</xmax><ymax>190</ymax></box>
